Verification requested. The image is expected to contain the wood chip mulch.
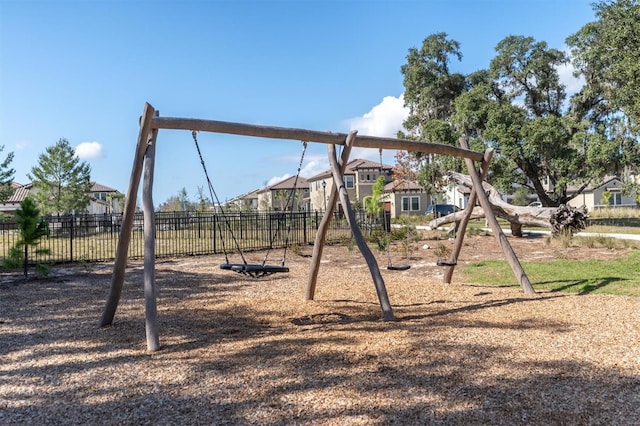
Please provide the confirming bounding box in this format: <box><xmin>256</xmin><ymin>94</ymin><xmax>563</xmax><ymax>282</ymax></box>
<box><xmin>1</xmin><ymin>235</ymin><xmax>639</xmax><ymax>425</ymax></box>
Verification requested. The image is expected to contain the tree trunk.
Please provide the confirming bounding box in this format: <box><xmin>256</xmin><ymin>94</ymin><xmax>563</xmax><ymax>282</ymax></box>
<box><xmin>428</xmin><ymin>172</ymin><xmax>557</xmax><ymax>232</ymax></box>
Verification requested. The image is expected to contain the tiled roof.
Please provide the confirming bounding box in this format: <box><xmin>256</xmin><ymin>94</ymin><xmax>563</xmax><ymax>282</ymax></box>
<box><xmin>566</xmin><ymin>176</ymin><xmax>620</xmax><ymax>193</ymax></box>
<box><xmin>3</xmin><ymin>182</ymin><xmax>119</xmax><ymax>204</ymax></box>
<box><xmin>258</xmin><ymin>176</ymin><xmax>309</xmax><ymax>193</ymax></box>
<box><xmin>383</xmin><ymin>179</ymin><xmax>422</xmax><ymax>192</ymax></box>
<box><xmin>6</xmin><ymin>183</ymin><xmax>32</xmax><ymax>203</ymax></box>
<box><xmin>90</xmin><ymin>182</ymin><xmax>119</xmax><ymax>192</ymax></box>
<box><xmin>307</xmin><ymin>158</ymin><xmax>393</xmax><ymax>181</ymax></box>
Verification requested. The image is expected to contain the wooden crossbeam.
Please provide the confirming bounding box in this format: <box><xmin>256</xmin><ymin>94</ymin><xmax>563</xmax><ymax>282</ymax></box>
<box><xmin>152</xmin><ymin>116</ymin><xmax>485</xmax><ymax>161</ymax></box>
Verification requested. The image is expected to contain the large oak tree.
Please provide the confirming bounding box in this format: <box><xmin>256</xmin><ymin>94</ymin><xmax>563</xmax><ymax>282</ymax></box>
<box><xmin>400</xmin><ymin>31</ymin><xmax>639</xmax><ymax>206</ymax></box>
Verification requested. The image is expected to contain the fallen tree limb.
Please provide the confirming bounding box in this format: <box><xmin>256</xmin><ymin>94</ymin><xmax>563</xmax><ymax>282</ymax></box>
<box><xmin>428</xmin><ymin>172</ymin><xmax>586</xmax><ymax>237</ymax></box>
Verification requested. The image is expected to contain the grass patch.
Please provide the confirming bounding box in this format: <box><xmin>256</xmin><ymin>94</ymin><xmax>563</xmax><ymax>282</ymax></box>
<box><xmin>460</xmin><ymin>250</ymin><xmax>640</xmax><ymax>296</ymax></box>
<box><xmin>584</xmin><ymin>224</ymin><xmax>640</xmax><ymax>235</ymax></box>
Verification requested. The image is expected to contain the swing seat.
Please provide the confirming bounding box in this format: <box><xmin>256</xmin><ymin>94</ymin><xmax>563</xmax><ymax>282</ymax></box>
<box><xmin>220</xmin><ymin>263</ymin><xmax>289</xmax><ymax>278</ymax></box>
<box><xmin>436</xmin><ymin>260</ymin><xmax>457</xmax><ymax>267</ymax></box>
<box><xmin>387</xmin><ymin>264</ymin><xmax>411</xmax><ymax>271</ymax></box>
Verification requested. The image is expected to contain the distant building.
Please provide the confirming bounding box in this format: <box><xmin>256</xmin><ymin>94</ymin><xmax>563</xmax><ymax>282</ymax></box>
<box><xmin>257</xmin><ymin>176</ymin><xmax>309</xmax><ymax>211</ymax></box>
<box><xmin>0</xmin><ymin>181</ymin><xmax>123</xmax><ymax>215</ymax></box>
<box><xmin>307</xmin><ymin>159</ymin><xmax>394</xmax><ymax>212</ymax></box>
<box><xmin>383</xmin><ymin>179</ymin><xmax>433</xmax><ymax>219</ymax></box>
<box><xmin>225</xmin><ymin>188</ymin><xmax>260</xmax><ymax>211</ymax></box>
<box><xmin>567</xmin><ymin>177</ymin><xmax>637</xmax><ymax>210</ymax></box>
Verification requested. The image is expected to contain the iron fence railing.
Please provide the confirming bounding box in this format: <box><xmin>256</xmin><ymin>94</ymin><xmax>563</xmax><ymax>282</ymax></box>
<box><xmin>0</xmin><ymin>210</ymin><xmax>367</xmax><ymax>266</ymax></box>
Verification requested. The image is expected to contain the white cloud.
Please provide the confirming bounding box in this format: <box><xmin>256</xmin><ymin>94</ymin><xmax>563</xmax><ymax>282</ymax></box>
<box><xmin>15</xmin><ymin>140</ymin><xmax>30</xmax><ymax>151</ymax></box>
<box><xmin>557</xmin><ymin>60</ymin><xmax>585</xmax><ymax>97</ymax></box>
<box><xmin>299</xmin><ymin>158</ymin><xmax>327</xmax><ymax>178</ymax></box>
<box><xmin>75</xmin><ymin>141</ymin><xmax>104</xmax><ymax>160</ymax></box>
<box><xmin>345</xmin><ymin>95</ymin><xmax>409</xmax><ymax>138</ymax></box>
<box><xmin>266</xmin><ymin>174</ymin><xmax>291</xmax><ymax>186</ymax></box>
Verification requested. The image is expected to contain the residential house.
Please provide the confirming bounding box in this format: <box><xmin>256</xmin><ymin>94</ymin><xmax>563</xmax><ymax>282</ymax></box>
<box><xmin>383</xmin><ymin>179</ymin><xmax>433</xmax><ymax>219</ymax></box>
<box><xmin>0</xmin><ymin>181</ymin><xmax>123</xmax><ymax>215</ymax></box>
<box><xmin>0</xmin><ymin>182</ymin><xmax>33</xmax><ymax>215</ymax></box>
<box><xmin>86</xmin><ymin>182</ymin><xmax>123</xmax><ymax>214</ymax></box>
<box><xmin>257</xmin><ymin>176</ymin><xmax>309</xmax><ymax>211</ymax></box>
<box><xmin>442</xmin><ymin>184</ymin><xmax>471</xmax><ymax>210</ymax></box>
<box><xmin>307</xmin><ymin>159</ymin><xmax>394</xmax><ymax>212</ymax></box>
<box><xmin>567</xmin><ymin>177</ymin><xmax>637</xmax><ymax>211</ymax></box>
<box><xmin>224</xmin><ymin>188</ymin><xmax>260</xmax><ymax>211</ymax></box>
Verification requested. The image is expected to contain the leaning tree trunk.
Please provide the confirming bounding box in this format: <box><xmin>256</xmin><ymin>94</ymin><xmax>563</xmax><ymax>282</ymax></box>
<box><xmin>429</xmin><ymin>172</ymin><xmax>587</xmax><ymax>236</ymax></box>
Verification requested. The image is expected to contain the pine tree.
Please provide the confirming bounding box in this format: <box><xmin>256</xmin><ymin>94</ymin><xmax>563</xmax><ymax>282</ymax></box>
<box><xmin>28</xmin><ymin>138</ymin><xmax>92</xmax><ymax>215</ymax></box>
<box><xmin>0</xmin><ymin>144</ymin><xmax>15</xmax><ymax>202</ymax></box>
<box><xmin>3</xmin><ymin>197</ymin><xmax>50</xmax><ymax>277</ymax></box>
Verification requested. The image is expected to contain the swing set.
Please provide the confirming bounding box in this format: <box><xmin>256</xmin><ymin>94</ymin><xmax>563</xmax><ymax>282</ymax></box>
<box><xmin>191</xmin><ymin>130</ymin><xmax>306</xmax><ymax>278</ymax></box>
<box><xmin>100</xmin><ymin>102</ymin><xmax>536</xmax><ymax>351</ymax></box>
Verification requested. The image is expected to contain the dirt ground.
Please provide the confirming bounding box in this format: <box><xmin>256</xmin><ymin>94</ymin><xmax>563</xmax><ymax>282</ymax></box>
<box><xmin>1</xmin><ymin>233</ymin><xmax>639</xmax><ymax>425</ymax></box>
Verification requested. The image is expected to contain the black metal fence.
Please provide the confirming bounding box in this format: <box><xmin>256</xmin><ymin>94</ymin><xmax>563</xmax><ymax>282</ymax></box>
<box><xmin>0</xmin><ymin>210</ymin><xmax>366</xmax><ymax>265</ymax></box>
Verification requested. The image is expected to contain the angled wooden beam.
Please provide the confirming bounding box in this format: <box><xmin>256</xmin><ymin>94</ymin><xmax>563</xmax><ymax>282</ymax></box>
<box><xmin>152</xmin><ymin>116</ymin><xmax>484</xmax><ymax>161</ymax></box>
<box><xmin>442</xmin><ymin>146</ymin><xmax>494</xmax><ymax>284</ymax></box>
<box><xmin>305</xmin><ymin>131</ymin><xmax>357</xmax><ymax>300</ymax></box>
<box><xmin>461</xmin><ymin>138</ymin><xmax>536</xmax><ymax>294</ymax></box>
<box><xmin>100</xmin><ymin>102</ymin><xmax>156</xmax><ymax>327</ymax></box>
<box><xmin>328</xmin><ymin>144</ymin><xmax>395</xmax><ymax>321</ymax></box>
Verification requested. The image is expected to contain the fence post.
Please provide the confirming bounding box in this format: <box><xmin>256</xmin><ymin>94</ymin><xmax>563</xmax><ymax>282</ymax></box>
<box><xmin>69</xmin><ymin>215</ymin><xmax>74</xmax><ymax>263</ymax></box>
<box><xmin>303</xmin><ymin>211</ymin><xmax>307</xmax><ymax>243</ymax></box>
<box><xmin>213</xmin><ymin>213</ymin><xmax>217</xmax><ymax>254</ymax></box>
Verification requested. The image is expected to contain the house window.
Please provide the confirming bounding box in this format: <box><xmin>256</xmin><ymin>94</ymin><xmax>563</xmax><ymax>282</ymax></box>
<box><xmin>401</xmin><ymin>196</ymin><xmax>420</xmax><ymax>212</ymax></box>
<box><xmin>344</xmin><ymin>176</ymin><xmax>354</xmax><ymax>188</ymax></box>
<box><xmin>609</xmin><ymin>192</ymin><xmax>622</xmax><ymax>206</ymax></box>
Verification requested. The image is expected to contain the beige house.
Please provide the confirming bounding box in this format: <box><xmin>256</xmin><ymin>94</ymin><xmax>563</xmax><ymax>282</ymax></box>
<box><xmin>567</xmin><ymin>177</ymin><xmax>637</xmax><ymax>211</ymax></box>
<box><xmin>0</xmin><ymin>182</ymin><xmax>123</xmax><ymax>215</ymax></box>
<box><xmin>225</xmin><ymin>188</ymin><xmax>260</xmax><ymax>211</ymax></box>
<box><xmin>257</xmin><ymin>176</ymin><xmax>309</xmax><ymax>211</ymax></box>
<box><xmin>307</xmin><ymin>159</ymin><xmax>394</xmax><ymax>212</ymax></box>
<box><xmin>382</xmin><ymin>179</ymin><xmax>433</xmax><ymax>219</ymax></box>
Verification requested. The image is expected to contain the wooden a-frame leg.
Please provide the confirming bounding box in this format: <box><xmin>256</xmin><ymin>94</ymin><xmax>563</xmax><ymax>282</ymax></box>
<box><xmin>305</xmin><ymin>132</ymin><xmax>357</xmax><ymax>300</ymax></box>
<box><xmin>328</xmin><ymin>144</ymin><xmax>395</xmax><ymax>321</ymax></box>
<box><xmin>442</xmin><ymin>146</ymin><xmax>494</xmax><ymax>284</ymax></box>
<box><xmin>100</xmin><ymin>103</ymin><xmax>156</xmax><ymax>327</ymax></box>
<box><xmin>462</xmin><ymin>138</ymin><xmax>536</xmax><ymax>294</ymax></box>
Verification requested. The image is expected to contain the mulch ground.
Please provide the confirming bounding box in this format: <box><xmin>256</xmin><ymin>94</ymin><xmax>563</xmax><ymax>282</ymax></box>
<box><xmin>1</xmin><ymin>233</ymin><xmax>639</xmax><ymax>425</ymax></box>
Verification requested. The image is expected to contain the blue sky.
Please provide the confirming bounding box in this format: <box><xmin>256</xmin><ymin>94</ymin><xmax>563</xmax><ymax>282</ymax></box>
<box><xmin>1</xmin><ymin>0</ymin><xmax>595</xmax><ymax>206</ymax></box>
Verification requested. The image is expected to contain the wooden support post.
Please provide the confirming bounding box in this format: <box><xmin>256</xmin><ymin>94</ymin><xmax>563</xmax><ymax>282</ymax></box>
<box><xmin>99</xmin><ymin>102</ymin><xmax>156</xmax><ymax>327</ymax></box>
<box><xmin>305</xmin><ymin>131</ymin><xmax>357</xmax><ymax>300</ymax></box>
<box><xmin>328</xmin><ymin>144</ymin><xmax>395</xmax><ymax>321</ymax></box>
<box><xmin>462</xmin><ymin>138</ymin><xmax>536</xmax><ymax>294</ymax></box>
<box><xmin>143</xmin><ymin>115</ymin><xmax>160</xmax><ymax>351</ymax></box>
<box><xmin>443</xmin><ymin>146</ymin><xmax>494</xmax><ymax>284</ymax></box>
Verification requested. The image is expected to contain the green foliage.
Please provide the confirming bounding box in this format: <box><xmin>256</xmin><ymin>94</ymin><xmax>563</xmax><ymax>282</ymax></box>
<box><xmin>511</xmin><ymin>186</ymin><xmax>531</xmax><ymax>206</ymax></box>
<box><xmin>364</xmin><ymin>176</ymin><xmax>386</xmax><ymax>217</ymax></box>
<box><xmin>400</xmin><ymin>29</ymin><xmax>639</xmax><ymax>207</ymax></box>
<box><xmin>28</xmin><ymin>138</ymin><xmax>92</xmax><ymax>215</ymax></box>
<box><xmin>600</xmin><ymin>190</ymin><xmax>612</xmax><ymax>207</ymax></box>
<box><xmin>392</xmin><ymin>216</ymin><xmax>421</xmax><ymax>259</ymax></box>
<box><xmin>2</xmin><ymin>197</ymin><xmax>51</xmax><ymax>277</ymax></box>
<box><xmin>158</xmin><ymin>187</ymin><xmax>198</xmax><ymax>212</ymax></box>
<box><xmin>568</xmin><ymin>0</ymin><xmax>640</xmax><ymax>131</ymax></box>
<box><xmin>367</xmin><ymin>228</ymin><xmax>391</xmax><ymax>252</ymax></box>
<box><xmin>195</xmin><ymin>186</ymin><xmax>211</xmax><ymax>212</ymax></box>
<box><xmin>0</xmin><ymin>144</ymin><xmax>16</xmax><ymax>202</ymax></box>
